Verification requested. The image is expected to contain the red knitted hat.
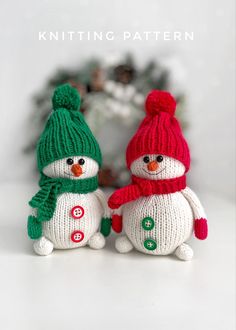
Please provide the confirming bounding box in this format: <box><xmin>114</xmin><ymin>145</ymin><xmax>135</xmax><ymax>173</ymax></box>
<box><xmin>126</xmin><ymin>90</ymin><xmax>190</xmax><ymax>171</ymax></box>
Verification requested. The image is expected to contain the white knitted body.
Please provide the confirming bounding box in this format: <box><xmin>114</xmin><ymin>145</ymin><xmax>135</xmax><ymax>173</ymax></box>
<box><xmin>122</xmin><ymin>191</ymin><xmax>193</xmax><ymax>255</ymax></box>
<box><xmin>42</xmin><ymin>192</ymin><xmax>103</xmax><ymax>249</ymax></box>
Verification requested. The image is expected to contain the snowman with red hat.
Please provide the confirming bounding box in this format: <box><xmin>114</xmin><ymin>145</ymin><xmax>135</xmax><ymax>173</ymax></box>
<box><xmin>108</xmin><ymin>90</ymin><xmax>208</xmax><ymax>261</ymax></box>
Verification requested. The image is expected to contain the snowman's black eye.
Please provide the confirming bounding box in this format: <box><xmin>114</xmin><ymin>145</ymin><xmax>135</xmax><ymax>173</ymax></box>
<box><xmin>156</xmin><ymin>155</ymin><xmax>163</xmax><ymax>163</ymax></box>
<box><xmin>66</xmin><ymin>158</ymin><xmax>74</xmax><ymax>165</ymax></box>
<box><xmin>143</xmin><ymin>156</ymin><xmax>150</xmax><ymax>163</ymax></box>
<box><xmin>78</xmin><ymin>158</ymin><xmax>85</xmax><ymax>165</ymax></box>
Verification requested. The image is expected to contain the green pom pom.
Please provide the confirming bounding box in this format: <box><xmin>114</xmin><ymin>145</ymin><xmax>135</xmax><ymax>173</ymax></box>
<box><xmin>100</xmin><ymin>217</ymin><xmax>111</xmax><ymax>237</ymax></box>
<box><xmin>27</xmin><ymin>215</ymin><xmax>42</xmax><ymax>239</ymax></box>
<box><xmin>52</xmin><ymin>84</ymin><xmax>81</xmax><ymax>111</ymax></box>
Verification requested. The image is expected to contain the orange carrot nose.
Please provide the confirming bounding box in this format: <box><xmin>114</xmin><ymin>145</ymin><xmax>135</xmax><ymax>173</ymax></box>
<box><xmin>147</xmin><ymin>161</ymin><xmax>159</xmax><ymax>171</ymax></box>
<box><xmin>71</xmin><ymin>164</ymin><xmax>83</xmax><ymax>177</ymax></box>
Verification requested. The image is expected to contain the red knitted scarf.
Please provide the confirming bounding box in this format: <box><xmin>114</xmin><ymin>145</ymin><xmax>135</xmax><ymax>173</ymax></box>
<box><xmin>108</xmin><ymin>175</ymin><xmax>186</xmax><ymax>210</ymax></box>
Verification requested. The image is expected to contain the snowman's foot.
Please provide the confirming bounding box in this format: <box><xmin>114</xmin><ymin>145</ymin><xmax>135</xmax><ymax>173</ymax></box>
<box><xmin>115</xmin><ymin>236</ymin><xmax>133</xmax><ymax>253</ymax></box>
<box><xmin>88</xmin><ymin>232</ymin><xmax>105</xmax><ymax>250</ymax></box>
<box><xmin>175</xmin><ymin>243</ymin><xmax>193</xmax><ymax>261</ymax></box>
<box><xmin>33</xmin><ymin>236</ymin><xmax>54</xmax><ymax>256</ymax></box>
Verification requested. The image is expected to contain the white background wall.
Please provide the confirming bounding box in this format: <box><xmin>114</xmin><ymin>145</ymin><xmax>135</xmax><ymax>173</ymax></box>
<box><xmin>0</xmin><ymin>0</ymin><xmax>235</xmax><ymax>200</ymax></box>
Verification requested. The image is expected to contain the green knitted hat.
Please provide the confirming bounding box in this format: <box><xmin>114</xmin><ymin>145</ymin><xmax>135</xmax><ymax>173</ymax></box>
<box><xmin>37</xmin><ymin>84</ymin><xmax>102</xmax><ymax>171</ymax></box>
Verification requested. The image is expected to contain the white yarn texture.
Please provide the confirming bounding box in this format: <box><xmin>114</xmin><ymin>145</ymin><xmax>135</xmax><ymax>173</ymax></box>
<box><xmin>31</xmin><ymin>187</ymin><xmax>109</xmax><ymax>255</ymax></box>
<box><xmin>115</xmin><ymin>155</ymin><xmax>207</xmax><ymax>260</ymax></box>
<box><xmin>32</xmin><ymin>157</ymin><xmax>109</xmax><ymax>255</ymax></box>
<box><xmin>43</xmin><ymin>156</ymin><xmax>99</xmax><ymax>180</ymax></box>
<box><xmin>131</xmin><ymin>155</ymin><xmax>185</xmax><ymax>180</ymax></box>
<box><xmin>42</xmin><ymin>191</ymin><xmax>103</xmax><ymax>249</ymax></box>
<box><xmin>122</xmin><ymin>191</ymin><xmax>193</xmax><ymax>255</ymax></box>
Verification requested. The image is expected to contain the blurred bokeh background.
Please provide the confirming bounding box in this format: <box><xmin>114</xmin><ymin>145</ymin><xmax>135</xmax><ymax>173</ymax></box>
<box><xmin>0</xmin><ymin>0</ymin><xmax>235</xmax><ymax>200</ymax></box>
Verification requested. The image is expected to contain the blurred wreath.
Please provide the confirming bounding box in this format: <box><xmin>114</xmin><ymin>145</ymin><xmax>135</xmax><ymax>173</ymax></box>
<box><xmin>25</xmin><ymin>54</ymin><xmax>187</xmax><ymax>187</ymax></box>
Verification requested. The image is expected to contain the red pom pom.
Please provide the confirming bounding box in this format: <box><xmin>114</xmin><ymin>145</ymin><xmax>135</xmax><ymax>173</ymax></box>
<box><xmin>145</xmin><ymin>90</ymin><xmax>176</xmax><ymax>116</ymax></box>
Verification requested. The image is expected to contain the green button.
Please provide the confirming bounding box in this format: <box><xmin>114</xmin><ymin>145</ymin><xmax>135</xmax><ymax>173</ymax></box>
<box><xmin>142</xmin><ymin>217</ymin><xmax>155</xmax><ymax>231</ymax></box>
<box><xmin>144</xmin><ymin>239</ymin><xmax>157</xmax><ymax>251</ymax></box>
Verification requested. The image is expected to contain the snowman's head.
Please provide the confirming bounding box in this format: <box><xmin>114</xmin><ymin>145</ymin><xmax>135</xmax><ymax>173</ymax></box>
<box><xmin>43</xmin><ymin>156</ymin><xmax>99</xmax><ymax>180</ymax></box>
<box><xmin>130</xmin><ymin>154</ymin><xmax>185</xmax><ymax>180</ymax></box>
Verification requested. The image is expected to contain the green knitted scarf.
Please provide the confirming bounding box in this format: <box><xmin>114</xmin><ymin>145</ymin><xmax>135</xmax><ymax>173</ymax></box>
<box><xmin>28</xmin><ymin>174</ymin><xmax>99</xmax><ymax>239</ymax></box>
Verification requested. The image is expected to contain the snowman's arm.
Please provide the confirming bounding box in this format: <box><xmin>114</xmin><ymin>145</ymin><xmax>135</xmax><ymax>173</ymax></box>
<box><xmin>181</xmin><ymin>187</ymin><xmax>208</xmax><ymax>240</ymax></box>
<box><xmin>94</xmin><ymin>189</ymin><xmax>111</xmax><ymax>237</ymax></box>
<box><xmin>110</xmin><ymin>207</ymin><xmax>123</xmax><ymax>233</ymax></box>
<box><xmin>27</xmin><ymin>207</ymin><xmax>43</xmax><ymax>240</ymax></box>
<box><xmin>108</xmin><ymin>184</ymin><xmax>141</xmax><ymax>233</ymax></box>
<box><xmin>94</xmin><ymin>189</ymin><xmax>110</xmax><ymax>217</ymax></box>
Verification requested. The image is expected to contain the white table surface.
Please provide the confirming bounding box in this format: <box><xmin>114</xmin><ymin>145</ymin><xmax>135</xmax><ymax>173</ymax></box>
<box><xmin>0</xmin><ymin>181</ymin><xmax>235</xmax><ymax>330</ymax></box>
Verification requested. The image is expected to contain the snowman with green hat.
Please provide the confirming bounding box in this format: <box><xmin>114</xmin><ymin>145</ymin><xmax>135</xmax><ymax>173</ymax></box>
<box><xmin>27</xmin><ymin>84</ymin><xmax>111</xmax><ymax>256</ymax></box>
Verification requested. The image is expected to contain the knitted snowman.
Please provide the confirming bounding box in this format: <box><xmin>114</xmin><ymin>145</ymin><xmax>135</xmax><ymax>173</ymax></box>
<box><xmin>28</xmin><ymin>84</ymin><xmax>111</xmax><ymax>256</ymax></box>
<box><xmin>108</xmin><ymin>90</ymin><xmax>208</xmax><ymax>261</ymax></box>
